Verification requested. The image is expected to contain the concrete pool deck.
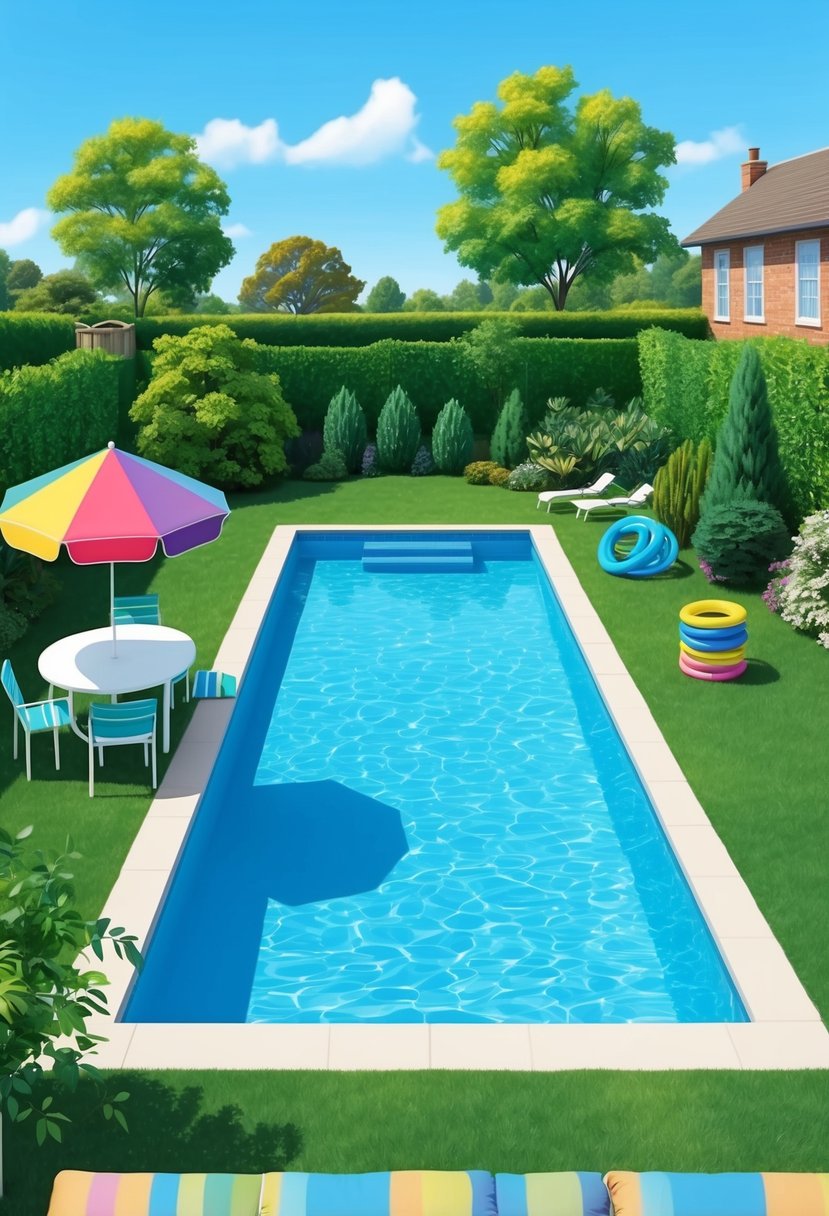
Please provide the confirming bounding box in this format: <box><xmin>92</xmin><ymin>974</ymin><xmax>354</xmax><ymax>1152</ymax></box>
<box><xmin>88</xmin><ymin>524</ymin><xmax>829</xmax><ymax>1071</ymax></box>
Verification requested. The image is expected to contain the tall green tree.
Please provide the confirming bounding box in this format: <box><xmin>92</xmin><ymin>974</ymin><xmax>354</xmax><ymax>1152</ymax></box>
<box><xmin>0</xmin><ymin>251</ymin><xmax>11</xmax><ymax>310</ymax></box>
<box><xmin>365</xmin><ymin>276</ymin><xmax>406</xmax><ymax>312</ymax></box>
<box><xmin>47</xmin><ymin>118</ymin><xmax>234</xmax><ymax>317</ymax></box>
<box><xmin>700</xmin><ymin>345</ymin><xmax>792</xmax><ymax>524</ymax></box>
<box><xmin>490</xmin><ymin>388</ymin><xmax>529</xmax><ymax>467</ymax></box>
<box><xmin>6</xmin><ymin>258</ymin><xmax>42</xmax><ymax>304</ymax></box>
<box><xmin>14</xmin><ymin>269</ymin><xmax>99</xmax><ymax>314</ymax></box>
<box><xmin>447</xmin><ymin>279</ymin><xmax>490</xmax><ymax>311</ymax></box>
<box><xmin>437</xmin><ymin>66</ymin><xmax>676</xmax><ymax>310</ymax></box>
<box><xmin>402</xmin><ymin>288</ymin><xmax>445</xmax><ymax>312</ymax></box>
<box><xmin>239</xmin><ymin>237</ymin><xmax>364</xmax><ymax>314</ymax></box>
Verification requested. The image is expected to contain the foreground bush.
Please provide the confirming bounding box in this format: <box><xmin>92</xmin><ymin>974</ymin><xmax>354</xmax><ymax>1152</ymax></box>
<box><xmin>506</xmin><ymin>461</ymin><xmax>551</xmax><ymax>492</ymax></box>
<box><xmin>322</xmin><ymin>387</ymin><xmax>367</xmax><ymax>474</ymax></box>
<box><xmin>303</xmin><ymin>449</ymin><xmax>348</xmax><ymax>481</ymax></box>
<box><xmin>653</xmin><ymin>438</ymin><xmax>712</xmax><ymax>547</ymax></box>
<box><xmin>431</xmin><ymin>398</ymin><xmax>474</xmax><ymax>474</ymax></box>
<box><xmin>764</xmin><ymin>510</ymin><xmax>829</xmax><ymax>648</ymax></box>
<box><xmin>0</xmin><ymin>312</ymin><xmax>76</xmax><ymax>371</ymax></box>
<box><xmin>490</xmin><ymin>389</ymin><xmax>529</xmax><ymax>468</ymax></box>
<box><xmin>375</xmin><ymin>385</ymin><xmax>420</xmax><ymax>473</ymax></box>
<box><xmin>693</xmin><ymin>500</ymin><xmax>792</xmax><ymax>586</ymax></box>
<box><xmin>130</xmin><ymin>325</ymin><xmax>299</xmax><ymax>489</ymax></box>
<box><xmin>464</xmin><ymin>460</ymin><xmax>501</xmax><ymax>485</ymax></box>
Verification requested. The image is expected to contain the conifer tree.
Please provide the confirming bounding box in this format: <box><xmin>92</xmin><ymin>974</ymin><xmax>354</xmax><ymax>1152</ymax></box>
<box><xmin>490</xmin><ymin>389</ymin><xmax>529</xmax><ymax>468</ymax></box>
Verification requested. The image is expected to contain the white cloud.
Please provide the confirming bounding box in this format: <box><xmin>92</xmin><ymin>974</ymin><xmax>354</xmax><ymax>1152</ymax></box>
<box><xmin>675</xmin><ymin>126</ymin><xmax>744</xmax><ymax>167</ymax></box>
<box><xmin>0</xmin><ymin>207</ymin><xmax>49</xmax><ymax>247</ymax></box>
<box><xmin>195</xmin><ymin>118</ymin><xmax>279</xmax><ymax>169</ymax></box>
<box><xmin>223</xmin><ymin>222</ymin><xmax>252</xmax><ymax>239</ymax></box>
<box><xmin>194</xmin><ymin>78</ymin><xmax>432</xmax><ymax>170</ymax></box>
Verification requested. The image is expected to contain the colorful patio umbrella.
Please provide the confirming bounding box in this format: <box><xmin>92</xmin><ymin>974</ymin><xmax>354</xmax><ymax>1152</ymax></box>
<box><xmin>0</xmin><ymin>442</ymin><xmax>230</xmax><ymax>654</ymax></box>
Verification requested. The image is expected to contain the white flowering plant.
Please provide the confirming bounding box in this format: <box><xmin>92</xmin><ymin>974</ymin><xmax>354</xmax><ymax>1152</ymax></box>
<box><xmin>763</xmin><ymin>510</ymin><xmax>829</xmax><ymax>648</ymax></box>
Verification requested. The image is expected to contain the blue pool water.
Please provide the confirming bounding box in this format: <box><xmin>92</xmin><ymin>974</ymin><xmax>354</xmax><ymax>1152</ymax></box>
<box><xmin>126</xmin><ymin>531</ymin><xmax>746</xmax><ymax>1024</ymax></box>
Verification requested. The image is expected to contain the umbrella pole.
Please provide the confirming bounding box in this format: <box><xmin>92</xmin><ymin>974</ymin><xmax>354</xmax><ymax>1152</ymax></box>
<box><xmin>110</xmin><ymin>563</ymin><xmax>117</xmax><ymax>658</ymax></box>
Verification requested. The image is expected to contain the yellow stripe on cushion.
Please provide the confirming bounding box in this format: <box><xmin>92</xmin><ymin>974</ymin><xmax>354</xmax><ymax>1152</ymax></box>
<box><xmin>422</xmin><ymin>1172</ymin><xmax>472</xmax><ymax>1216</ymax></box>
<box><xmin>390</xmin><ymin>1170</ymin><xmax>423</xmax><ymax>1216</ymax></box>
<box><xmin>114</xmin><ymin>1173</ymin><xmax>154</xmax><ymax>1216</ymax></box>
<box><xmin>0</xmin><ymin>450</ymin><xmax>105</xmax><ymax>542</ymax></box>
<box><xmin>177</xmin><ymin>1174</ymin><xmax>206</xmax><ymax>1215</ymax></box>
<box><xmin>46</xmin><ymin>1171</ymin><xmax>95</xmax><ymax>1216</ymax></box>
<box><xmin>764</xmin><ymin>1173</ymin><xmax>829</xmax><ymax>1215</ymax></box>
<box><xmin>526</xmin><ymin>1172</ymin><xmax>582</xmax><ymax>1214</ymax></box>
<box><xmin>259</xmin><ymin>1174</ymin><xmax>282</xmax><ymax>1216</ymax></box>
<box><xmin>603</xmin><ymin>1171</ymin><xmax>644</xmax><ymax>1216</ymax></box>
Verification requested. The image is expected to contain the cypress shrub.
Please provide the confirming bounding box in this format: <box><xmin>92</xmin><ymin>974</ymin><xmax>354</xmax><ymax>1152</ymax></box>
<box><xmin>653</xmin><ymin>438</ymin><xmax>712</xmax><ymax>547</ymax></box>
<box><xmin>375</xmin><ymin>385</ymin><xmax>421</xmax><ymax>472</ymax></box>
<box><xmin>432</xmin><ymin>398</ymin><xmax>473</xmax><ymax>474</ymax></box>
<box><xmin>701</xmin><ymin>345</ymin><xmax>792</xmax><ymax>524</ymax></box>
<box><xmin>490</xmin><ymin>389</ymin><xmax>530</xmax><ymax>468</ymax></box>
<box><xmin>693</xmin><ymin>500</ymin><xmax>792</xmax><ymax>586</ymax></box>
<box><xmin>322</xmin><ymin>387</ymin><xmax>367</xmax><ymax>473</ymax></box>
<box><xmin>0</xmin><ymin>313</ymin><xmax>77</xmax><ymax>371</ymax></box>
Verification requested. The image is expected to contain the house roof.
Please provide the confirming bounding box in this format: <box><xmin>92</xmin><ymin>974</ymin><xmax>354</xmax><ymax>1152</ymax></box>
<box><xmin>681</xmin><ymin>147</ymin><xmax>829</xmax><ymax>246</ymax></box>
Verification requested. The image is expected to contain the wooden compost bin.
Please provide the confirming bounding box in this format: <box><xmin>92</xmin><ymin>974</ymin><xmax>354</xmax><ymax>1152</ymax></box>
<box><xmin>75</xmin><ymin>319</ymin><xmax>136</xmax><ymax>358</ymax></box>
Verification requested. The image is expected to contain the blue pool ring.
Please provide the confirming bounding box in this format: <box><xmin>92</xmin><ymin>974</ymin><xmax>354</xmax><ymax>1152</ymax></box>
<box><xmin>598</xmin><ymin>516</ymin><xmax>679</xmax><ymax>578</ymax></box>
<box><xmin>679</xmin><ymin>625</ymin><xmax>748</xmax><ymax>650</ymax></box>
<box><xmin>680</xmin><ymin>621</ymin><xmax>748</xmax><ymax>643</ymax></box>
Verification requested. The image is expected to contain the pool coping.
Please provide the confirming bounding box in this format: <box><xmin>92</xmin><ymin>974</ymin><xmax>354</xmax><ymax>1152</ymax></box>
<box><xmin>87</xmin><ymin>524</ymin><xmax>829</xmax><ymax>1071</ymax></box>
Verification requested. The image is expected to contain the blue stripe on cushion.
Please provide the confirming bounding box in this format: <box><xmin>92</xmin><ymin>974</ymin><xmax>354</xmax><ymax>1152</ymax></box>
<box><xmin>669</xmin><ymin>1172</ymin><xmax>766</xmax><ymax>1216</ymax></box>
<box><xmin>148</xmin><ymin>1172</ymin><xmax>180</xmax><ymax>1215</ymax></box>
<box><xmin>279</xmin><ymin>1172</ymin><xmax>309</xmax><ymax>1215</ymax></box>
<box><xmin>579</xmin><ymin>1172</ymin><xmax>611</xmax><ymax>1216</ymax></box>
<box><xmin>203</xmin><ymin>1172</ymin><xmax>234</xmax><ymax>1216</ymax></box>
<box><xmin>470</xmin><ymin>1171</ymin><xmax>499</xmax><ymax>1216</ymax></box>
<box><xmin>492</xmin><ymin>1174</ymin><xmax>528</xmax><ymax>1216</ymax></box>
<box><xmin>639</xmin><ymin>1173</ymin><xmax>675</xmax><ymax>1215</ymax></box>
<box><xmin>307</xmin><ymin>1172</ymin><xmax>389</xmax><ymax>1216</ymax></box>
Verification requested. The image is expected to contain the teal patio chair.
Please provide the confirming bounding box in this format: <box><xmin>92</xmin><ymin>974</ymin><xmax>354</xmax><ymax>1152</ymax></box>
<box><xmin>1</xmin><ymin>659</ymin><xmax>72</xmax><ymax>781</ymax></box>
<box><xmin>88</xmin><ymin>698</ymin><xmax>158</xmax><ymax>797</ymax></box>
<box><xmin>112</xmin><ymin>594</ymin><xmax>161</xmax><ymax>626</ymax></box>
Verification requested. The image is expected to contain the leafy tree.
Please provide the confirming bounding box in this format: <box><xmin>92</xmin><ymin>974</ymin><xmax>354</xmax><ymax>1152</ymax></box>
<box><xmin>7</xmin><ymin>259</ymin><xmax>43</xmax><ymax>301</ymax></box>
<box><xmin>402</xmin><ymin>288</ymin><xmax>445</xmax><ymax>312</ymax></box>
<box><xmin>700</xmin><ymin>345</ymin><xmax>792</xmax><ymax>524</ymax></box>
<box><xmin>0</xmin><ymin>250</ymin><xmax>11</xmax><ymax>311</ymax></box>
<box><xmin>610</xmin><ymin>250</ymin><xmax>700</xmax><ymax>309</ymax></box>
<box><xmin>485</xmin><ymin>280</ymin><xmax>520</xmax><ymax>311</ymax></box>
<box><xmin>195</xmin><ymin>292</ymin><xmax>235</xmax><ymax>314</ymax></box>
<box><xmin>564</xmin><ymin>274</ymin><xmax>614</xmax><ymax>312</ymax></box>
<box><xmin>14</xmin><ymin>269</ymin><xmax>99</xmax><ymax>315</ymax></box>
<box><xmin>668</xmin><ymin>255</ymin><xmax>701</xmax><ymax>307</ymax></box>
<box><xmin>0</xmin><ymin>825</ymin><xmax>140</xmax><ymax>1198</ymax></box>
<box><xmin>490</xmin><ymin>388</ymin><xmax>529</xmax><ymax>467</ymax></box>
<box><xmin>446</xmin><ymin>279</ymin><xmax>490</xmax><ymax>311</ymax></box>
<box><xmin>239</xmin><ymin>236</ymin><xmax>364</xmax><ymax>314</ymax></box>
<box><xmin>458</xmin><ymin>315</ymin><xmax>520</xmax><ymax>410</ymax></box>
<box><xmin>437</xmin><ymin>65</ymin><xmax>676</xmax><ymax>309</ymax></box>
<box><xmin>509</xmin><ymin>285</ymin><xmax>555</xmax><ymax>312</ymax></box>
<box><xmin>130</xmin><ymin>324</ymin><xmax>299</xmax><ymax>488</ymax></box>
<box><xmin>365</xmin><ymin>276</ymin><xmax>406</xmax><ymax>312</ymax></box>
<box><xmin>323</xmin><ymin>386</ymin><xmax>367</xmax><ymax>473</ymax></box>
<box><xmin>47</xmin><ymin>118</ymin><xmax>234</xmax><ymax>317</ymax></box>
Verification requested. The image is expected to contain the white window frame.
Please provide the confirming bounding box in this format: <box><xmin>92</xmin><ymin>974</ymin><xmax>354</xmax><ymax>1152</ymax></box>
<box><xmin>795</xmin><ymin>239</ymin><xmax>821</xmax><ymax>327</ymax></box>
<box><xmin>744</xmin><ymin>245</ymin><xmax>765</xmax><ymax>322</ymax></box>
<box><xmin>713</xmin><ymin>249</ymin><xmax>730</xmax><ymax>321</ymax></box>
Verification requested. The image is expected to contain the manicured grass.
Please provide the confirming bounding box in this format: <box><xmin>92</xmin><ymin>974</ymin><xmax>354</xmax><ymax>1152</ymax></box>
<box><xmin>2</xmin><ymin>476</ymin><xmax>827</xmax><ymax>1210</ymax></box>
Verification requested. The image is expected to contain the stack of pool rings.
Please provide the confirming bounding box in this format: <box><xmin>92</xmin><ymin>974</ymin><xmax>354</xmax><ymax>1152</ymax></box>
<box><xmin>679</xmin><ymin>600</ymin><xmax>748</xmax><ymax>681</ymax></box>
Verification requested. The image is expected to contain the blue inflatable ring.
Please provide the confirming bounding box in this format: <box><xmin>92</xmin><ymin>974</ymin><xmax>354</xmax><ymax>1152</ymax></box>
<box><xmin>598</xmin><ymin>516</ymin><xmax>679</xmax><ymax>578</ymax></box>
<box><xmin>680</xmin><ymin>621</ymin><xmax>748</xmax><ymax>643</ymax></box>
<box><xmin>679</xmin><ymin>625</ymin><xmax>748</xmax><ymax>651</ymax></box>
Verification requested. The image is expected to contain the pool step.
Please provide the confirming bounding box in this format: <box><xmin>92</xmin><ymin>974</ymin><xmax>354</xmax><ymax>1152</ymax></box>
<box><xmin>362</xmin><ymin>539</ymin><xmax>474</xmax><ymax>572</ymax></box>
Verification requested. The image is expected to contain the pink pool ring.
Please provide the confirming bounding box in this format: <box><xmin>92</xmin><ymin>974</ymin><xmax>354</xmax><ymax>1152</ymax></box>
<box><xmin>679</xmin><ymin>653</ymin><xmax>747</xmax><ymax>681</ymax></box>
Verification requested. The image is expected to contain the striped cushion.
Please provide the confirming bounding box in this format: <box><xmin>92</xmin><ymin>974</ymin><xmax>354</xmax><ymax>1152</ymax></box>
<box><xmin>495</xmin><ymin>1172</ymin><xmax>609</xmax><ymax>1215</ymax></box>
<box><xmin>47</xmin><ymin>1171</ymin><xmax>263</xmax><ymax>1216</ymax></box>
<box><xmin>604</xmin><ymin>1171</ymin><xmax>829</xmax><ymax>1216</ymax></box>
<box><xmin>260</xmin><ymin>1171</ymin><xmax>497</xmax><ymax>1216</ymax></box>
<box><xmin>193</xmin><ymin>669</ymin><xmax>237</xmax><ymax>699</ymax></box>
<box><xmin>20</xmin><ymin>697</ymin><xmax>71</xmax><ymax>732</ymax></box>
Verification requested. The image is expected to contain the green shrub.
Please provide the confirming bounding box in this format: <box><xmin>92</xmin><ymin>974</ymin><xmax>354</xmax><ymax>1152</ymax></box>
<box><xmin>527</xmin><ymin>396</ymin><xmax>669</xmax><ymax>487</ymax></box>
<box><xmin>431</xmin><ymin>398</ymin><xmax>474</xmax><ymax>474</ymax></box>
<box><xmin>375</xmin><ymin>385</ymin><xmax>420</xmax><ymax>472</ymax></box>
<box><xmin>0</xmin><ymin>350</ymin><xmax>120</xmax><ymax>492</ymax></box>
<box><xmin>128</xmin><ymin>309</ymin><xmax>709</xmax><ymax>350</ymax></box>
<box><xmin>506</xmin><ymin>461</ymin><xmax>551</xmax><ymax>491</ymax></box>
<box><xmin>322</xmin><ymin>387</ymin><xmax>367</xmax><ymax>474</ymax></box>
<box><xmin>693</xmin><ymin>500</ymin><xmax>792</xmax><ymax>586</ymax></box>
<box><xmin>639</xmin><ymin>328</ymin><xmax>829</xmax><ymax>519</ymax></box>
<box><xmin>0</xmin><ymin>600</ymin><xmax>27</xmax><ymax>651</ymax></box>
<box><xmin>303</xmin><ymin>449</ymin><xmax>349</xmax><ymax>481</ymax></box>
<box><xmin>0</xmin><ymin>313</ymin><xmax>76</xmax><ymax>371</ymax></box>
<box><xmin>490</xmin><ymin>389</ymin><xmax>529</xmax><ymax>468</ymax></box>
<box><xmin>130</xmin><ymin>324</ymin><xmax>299</xmax><ymax>489</ymax></box>
<box><xmin>410</xmin><ymin>445</ymin><xmax>434</xmax><ymax>476</ymax></box>
<box><xmin>653</xmin><ymin>438</ymin><xmax>712</xmax><ymax>547</ymax></box>
<box><xmin>464</xmin><ymin>460</ymin><xmax>501</xmax><ymax>485</ymax></box>
<box><xmin>489</xmin><ymin>466</ymin><xmax>511</xmax><ymax>487</ymax></box>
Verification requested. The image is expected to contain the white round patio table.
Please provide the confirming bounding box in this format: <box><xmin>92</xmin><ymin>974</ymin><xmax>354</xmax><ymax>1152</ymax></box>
<box><xmin>39</xmin><ymin>625</ymin><xmax>196</xmax><ymax>754</ymax></box>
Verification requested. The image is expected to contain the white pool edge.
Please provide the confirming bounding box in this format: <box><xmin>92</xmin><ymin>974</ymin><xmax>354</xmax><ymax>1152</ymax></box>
<box><xmin>88</xmin><ymin>524</ymin><xmax>829</xmax><ymax>1071</ymax></box>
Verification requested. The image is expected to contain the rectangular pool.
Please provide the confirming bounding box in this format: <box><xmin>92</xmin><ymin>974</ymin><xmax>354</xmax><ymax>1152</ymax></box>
<box><xmin>125</xmin><ymin>531</ymin><xmax>746</xmax><ymax>1024</ymax></box>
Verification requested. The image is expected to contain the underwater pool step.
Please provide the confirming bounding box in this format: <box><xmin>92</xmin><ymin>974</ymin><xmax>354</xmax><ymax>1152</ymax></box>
<box><xmin>362</xmin><ymin>540</ymin><xmax>473</xmax><ymax>556</ymax></box>
<box><xmin>362</xmin><ymin>554</ymin><xmax>475</xmax><ymax>572</ymax></box>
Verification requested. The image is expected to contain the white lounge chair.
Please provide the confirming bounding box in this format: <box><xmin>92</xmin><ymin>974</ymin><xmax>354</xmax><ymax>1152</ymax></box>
<box><xmin>537</xmin><ymin>471</ymin><xmax>617</xmax><ymax>512</ymax></box>
<box><xmin>571</xmin><ymin>483</ymin><xmax>654</xmax><ymax>520</ymax></box>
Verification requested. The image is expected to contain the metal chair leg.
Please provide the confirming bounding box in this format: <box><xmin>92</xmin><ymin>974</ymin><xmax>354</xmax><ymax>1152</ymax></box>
<box><xmin>25</xmin><ymin>731</ymin><xmax>31</xmax><ymax>781</ymax></box>
<box><xmin>54</xmin><ymin>727</ymin><xmax>60</xmax><ymax>771</ymax></box>
<box><xmin>89</xmin><ymin>734</ymin><xmax>94</xmax><ymax>797</ymax></box>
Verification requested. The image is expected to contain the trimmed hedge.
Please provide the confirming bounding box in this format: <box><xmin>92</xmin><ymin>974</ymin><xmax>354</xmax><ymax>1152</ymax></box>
<box><xmin>125</xmin><ymin>309</ymin><xmax>709</xmax><ymax>350</ymax></box>
<box><xmin>0</xmin><ymin>313</ymin><xmax>77</xmax><ymax>371</ymax></box>
<box><xmin>0</xmin><ymin>350</ymin><xmax>120</xmax><ymax>491</ymax></box>
<box><xmin>639</xmin><ymin>329</ymin><xmax>829</xmax><ymax>519</ymax></box>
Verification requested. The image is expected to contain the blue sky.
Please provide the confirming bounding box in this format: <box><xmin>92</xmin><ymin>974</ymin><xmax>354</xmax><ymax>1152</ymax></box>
<box><xmin>2</xmin><ymin>0</ymin><xmax>828</xmax><ymax>303</ymax></box>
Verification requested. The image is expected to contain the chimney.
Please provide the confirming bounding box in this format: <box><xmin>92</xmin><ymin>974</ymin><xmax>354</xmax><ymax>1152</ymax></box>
<box><xmin>741</xmin><ymin>147</ymin><xmax>768</xmax><ymax>191</ymax></box>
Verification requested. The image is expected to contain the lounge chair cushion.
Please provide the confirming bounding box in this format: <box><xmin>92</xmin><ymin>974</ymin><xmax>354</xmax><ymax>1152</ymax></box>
<box><xmin>496</xmin><ymin>1172</ymin><xmax>609</xmax><ymax>1215</ymax></box>
<box><xmin>46</xmin><ymin>1171</ymin><xmax>263</xmax><ymax>1215</ymax></box>
<box><xmin>603</xmin><ymin>1171</ymin><xmax>829</xmax><ymax>1215</ymax></box>
<box><xmin>260</xmin><ymin>1171</ymin><xmax>497</xmax><ymax>1215</ymax></box>
<box><xmin>192</xmin><ymin>669</ymin><xmax>237</xmax><ymax>699</ymax></box>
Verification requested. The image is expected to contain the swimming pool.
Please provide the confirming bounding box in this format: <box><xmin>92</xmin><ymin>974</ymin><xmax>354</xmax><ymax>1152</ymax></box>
<box><xmin>126</xmin><ymin>530</ymin><xmax>746</xmax><ymax>1024</ymax></box>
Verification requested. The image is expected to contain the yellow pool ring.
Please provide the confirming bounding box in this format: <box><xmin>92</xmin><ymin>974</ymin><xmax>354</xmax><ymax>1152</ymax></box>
<box><xmin>680</xmin><ymin>599</ymin><xmax>747</xmax><ymax>629</ymax></box>
<box><xmin>679</xmin><ymin>641</ymin><xmax>746</xmax><ymax>663</ymax></box>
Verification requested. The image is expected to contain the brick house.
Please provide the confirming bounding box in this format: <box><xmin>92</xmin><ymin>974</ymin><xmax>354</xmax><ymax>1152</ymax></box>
<box><xmin>682</xmin><ymin>147</ymin><xmax>829</xmax><ymax>345</ymax></box>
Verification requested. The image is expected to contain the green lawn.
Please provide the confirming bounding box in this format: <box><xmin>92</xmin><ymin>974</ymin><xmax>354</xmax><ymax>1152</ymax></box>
<box><xmin>2</xmin><ymin>476</ymin><xmax>827</xmax><ymax>1211</ymax></box>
